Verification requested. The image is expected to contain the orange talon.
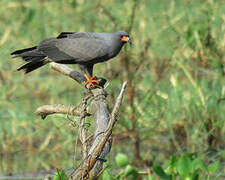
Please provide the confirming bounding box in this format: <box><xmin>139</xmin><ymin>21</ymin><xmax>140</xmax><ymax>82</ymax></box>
<box><xmin>84</xmin><ymin>74</ymin><xmax>99</xmax><ymax>89</ymax></box>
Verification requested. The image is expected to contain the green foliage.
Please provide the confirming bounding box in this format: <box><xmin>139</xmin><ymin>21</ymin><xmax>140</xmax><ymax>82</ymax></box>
<box><xmin>208</xmin><ymin>161</ymin><xmax>220</xmax><ymax>174</ymax></box>
<box><xmin>124</xmin><ymin>165</ymin><xmax>139</xmax><ymax>178</ymax></box>
<box><xmin>153</xmin><ymin>165</ymin><xmax>172</xmax><ymax>180</ymax></box>
<box><xmin>0</xmin><ymin>0</ymin><xmax>224</xmax><ymax>177</ymax></box>
<box><xmin>102</xmin><ymin>169</ymin><xmax>113</xmax><ymax>180</ymax></box>
<box><xmin>103</xmin><ymin>154</ymin><xmax>139</xmax><ymax>180</ymax></box>
<box><xmin>115</xmin><ymin>153</ymin><xmax>129</xmax><ymax>168</ymax></box>
<box><xmin>153</xmin><ymin>153</ymin><xmax>221</xmax><ymax>180</ymax></box>
<box><xmin>103</xmin><ymin>153</ymin><xmax>221</xmax><ymax>180</ymax></box>
<box><xmin>176</xmin><ymin>155</ymin><xmax>192</xmax><ymax>178</ymax></box>
<box><xmin>53</xmin><ymin>170</ymin><xmax>68</xmax><ymax>180</ymax></box>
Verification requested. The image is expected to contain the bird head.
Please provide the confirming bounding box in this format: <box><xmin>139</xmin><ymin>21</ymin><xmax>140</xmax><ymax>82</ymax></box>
<box><xmin>115</xmin><ymin>31</ymin><xmax>131</xmax><ymax>45</ymax></box>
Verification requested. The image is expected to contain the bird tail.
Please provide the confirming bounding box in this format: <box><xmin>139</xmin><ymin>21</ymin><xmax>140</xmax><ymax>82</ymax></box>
<box><xmin>11</xmin><ymin>46</ymin><xmax>48</xmax><ymax>73</ymax></box>
<box><xmin>16</xmin><ymin>59</ymin><xmax>49</xmax><ymax>74</ymax></box>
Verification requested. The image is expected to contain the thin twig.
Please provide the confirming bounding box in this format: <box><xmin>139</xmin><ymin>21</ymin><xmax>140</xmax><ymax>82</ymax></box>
<box><xmin>110</xmin><ymin>82</ymin><xmax>127</xmax><ymax>122</ymax></box>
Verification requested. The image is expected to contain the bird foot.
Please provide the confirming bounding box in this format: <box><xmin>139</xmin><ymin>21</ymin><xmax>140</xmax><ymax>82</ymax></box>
<box><xmin>84</xmin><ymin>74</ymin><xmax>99</xmax><ymax>89</ymax></box>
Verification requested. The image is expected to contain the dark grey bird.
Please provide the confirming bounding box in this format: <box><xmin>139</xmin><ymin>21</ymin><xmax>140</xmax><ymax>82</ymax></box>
<box><xmin>11</xmin><ymin>31</ymin><xmax>130</xmax><ymax>88</ymax></box>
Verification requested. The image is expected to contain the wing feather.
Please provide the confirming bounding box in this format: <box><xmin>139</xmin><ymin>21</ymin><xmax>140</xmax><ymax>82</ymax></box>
<box><xmin>56</xmin><ymin>32</ymin><xmax>93</xmax><ymax>39</ymax></box>
<box><xmin>38</xmin><ymin>37</ymin><xmax>109</xmax><ymax>63</ymax></box>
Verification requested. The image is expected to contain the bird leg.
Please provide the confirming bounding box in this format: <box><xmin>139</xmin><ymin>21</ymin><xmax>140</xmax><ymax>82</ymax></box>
<box><xmin>84</xmin><ymin>74</ymin><xmax>99</xmax><ymax>89</ymax></box>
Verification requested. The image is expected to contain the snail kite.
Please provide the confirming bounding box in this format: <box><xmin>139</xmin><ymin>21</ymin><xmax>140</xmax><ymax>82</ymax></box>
<box><xmin>11</xmin><ymin>31</ymin><xmax>130</xmax><ymax>88</ymax></box>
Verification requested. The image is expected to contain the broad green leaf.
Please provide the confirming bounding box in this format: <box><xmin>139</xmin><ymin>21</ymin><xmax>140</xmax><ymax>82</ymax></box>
<box><xmin>102</xmin><ymin>169</ymin><xmax>113</xmax><ymax>180</ymax></box>
<box><xmin>208</xmin><ymin>161</ymin><xmax>220</xmax><ymax>173</ymax></box>
<box><xmin>124</xmin><ymin>165</ymin><xmax>139</xmax><ymax>178</ymax></box>
<box><xmin>192</xmin><ymin>170</ymin><xmax>199</xmax><ymax>180</ymax></box>
<box><xmin>115</xmin><ymin>153</ymin><xmax>129</xmax><ymax>168</ymax></box>
<box><xmin>191</xmin><ymin>157</ymin><xmax>203</xmax><ymax>172</ymax></box>
<box><xmin>153</xmin><ymin>165</ymin><xmax>172</xmax><ymax>180</ymax></box>
<box><xmin>124</xmin><ymin>165</ymin><xmax>135</xmax><ymax>176</ymax></box>
<box><xmin>148</xmin><ymin>175</ymin><xmax>155</xmax><ymax>180</ymax></box>
<box><xmin>177</xmin><ymin>155</ymin><xmax>191</xmax><ymax>178</ymax></box>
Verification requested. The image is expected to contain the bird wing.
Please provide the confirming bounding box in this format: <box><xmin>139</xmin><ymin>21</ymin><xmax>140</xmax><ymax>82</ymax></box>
<box><xmin>56</xmin><ymin>32</ymin><xmax>89</xmax><ymax>39</ymax></box>
<box><xmin>38</xmin><ymin>36</ymin><xmax>109</xmax><ymax>63</ymax></box>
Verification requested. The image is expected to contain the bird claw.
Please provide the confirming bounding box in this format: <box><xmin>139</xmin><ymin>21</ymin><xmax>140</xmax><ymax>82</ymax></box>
<box><xmin>84</xmin><ymin>74</ymin><xmax>99</xmax><ymax>89</ymax></box>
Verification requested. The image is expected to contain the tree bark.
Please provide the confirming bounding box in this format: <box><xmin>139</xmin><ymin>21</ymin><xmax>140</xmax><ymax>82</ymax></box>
<box><xmin>35</xmin><ymin>63</ymin><xmax>127</xmax><ymax>179</ymax></box>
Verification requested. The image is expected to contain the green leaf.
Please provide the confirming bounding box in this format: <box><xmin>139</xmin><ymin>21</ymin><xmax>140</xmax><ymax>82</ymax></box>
<box><xmin>153</xmin><ymin>165</ymin><xmax>172</xmax><ymax>180</ymax></box>
<box><xmin>208</xmin><ymin>161</ymin><xmax>220</xmax><ymax>173</ymax></box>
<box><xmin>148</xmin><ymin>174</ymin><xmax>155</xmax><ymax>180</ymax></box>
<box><xmin>124</xmin><ymin>165</ymin><xmax>134</xmax><ymax>175</ymax></box>
<box><xmin>53</xmin><ymin>171</ymin><xmax>68</xmax><ymax>180</ymax></box>
<box><xmin>124</xmin><ymin>165</ymin><xmax>139</xmax><ymax>178</ymax></box>
<box><xmin>115</xmin><ymin>153</ymin><xmax>129</xmax><ymax>168</ymax></box>
<box><xmin>191</xmin><ymin>157</ymin><xmax>202</xmax><ymax>172</ymax></box>
<box><xmin>170</xmin><ymin>155</ymin><xmax>177</xmax><ymax>167</ymax></box>
<box><xmin>166</xmin><ymin>155</ymin><xmax>177</xmax><ymax>174</ymax></box>
<box><xmin>102</xmin><ymin>169</ymin><xmax>113</xmax><ymax>180</ymax></box>
<box><xmin>177</xmin><ymin>155</ymin><xmax>191</xmax><ymax>178</ymax></box>
<box><xmin>192</xmin><ymin>169</ymin><xmax>199</xmax><ymax>180</ymax></box>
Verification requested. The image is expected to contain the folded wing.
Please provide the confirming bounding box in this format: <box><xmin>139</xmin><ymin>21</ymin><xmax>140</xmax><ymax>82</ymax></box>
<box><xmin>38</xmin><ymin>33</ymin><xmax>109</xmax><ymax>63</ymax></box>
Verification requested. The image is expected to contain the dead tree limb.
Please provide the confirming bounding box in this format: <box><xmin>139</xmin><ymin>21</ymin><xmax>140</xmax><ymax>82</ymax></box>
<box><xmin>50</xmin><ymin>62</ymin><xmax>86</xmax><ymax>84</ymax></box>
<box><xmin>72</xmin><ymin>82</ymin><xmax>127</xmax><ymax>179</ymax></box>
<box><xmin>35</xmin><ymin>104</ymin><xmax>89</xmax><ymax>119</ymax></box>
<box><xmin>50</xmin><ymin>62</ymin><xmax>106</xmax><ymax>88</ymax></box>
<box><xmin>35</xmin><ymin>63</ymin><xmax>127</xmax><ymax>180</ymax></box>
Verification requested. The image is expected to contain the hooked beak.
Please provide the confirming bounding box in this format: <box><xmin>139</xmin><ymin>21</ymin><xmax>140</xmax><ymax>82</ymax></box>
<box><xmin>121</xmin><ymin>36</ymin><xmax>132</xmax><ymax>46</ymax></box>
<box><xmin>121</xmin><ymin>36</ymin><xmax>130</xmax><ymax>43</ymax></box>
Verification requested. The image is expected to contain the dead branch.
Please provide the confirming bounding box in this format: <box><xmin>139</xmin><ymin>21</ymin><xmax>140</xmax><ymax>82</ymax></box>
<box><xmin>50</xmin><ymin>62</ymin><xmax>107</xmax><ymax>88</ymax></box>
<box><xmin>50</xmin><ymin>62</ymin><xmax>86</xmax><ymax>84</ymax></box>
<box><xmin>72</xmin><ymin>82</ymin><xmax>127</xmax><ymax>179</ymax></box>
<box><xmin>35</xmin><ymin>104</ymin><xmax>90</xmax><ymax>119</ymax></box>
<box><xmin>111</xmin><ymin>82</ymin><xmax>127</xmax><ymax>120</ymax></box>
<box><xmin>35</xmin><ymin>63</ymin><xmax>126</xmax><ymax>180</ymax></box>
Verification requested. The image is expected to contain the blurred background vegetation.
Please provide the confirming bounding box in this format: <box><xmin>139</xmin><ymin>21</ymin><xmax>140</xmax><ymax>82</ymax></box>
<box><xmin>0</xmin><ymin>0</ymin><xmax>224</xmax><ymax>179</ymax></box>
